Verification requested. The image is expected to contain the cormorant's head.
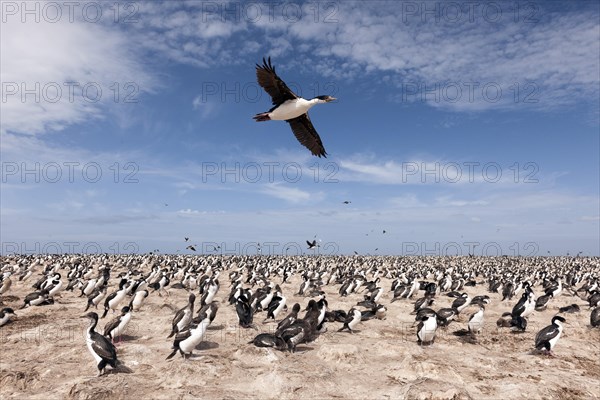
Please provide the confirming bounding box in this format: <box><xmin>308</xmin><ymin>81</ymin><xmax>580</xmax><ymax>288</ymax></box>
<box><xmin>315</xmin><ymin>95</ymin><xmax>336</xmax><ymax>103</ymax></box>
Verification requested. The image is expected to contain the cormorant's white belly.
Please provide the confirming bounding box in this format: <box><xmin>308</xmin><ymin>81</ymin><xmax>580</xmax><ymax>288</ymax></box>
<box><xmin>30</xmin><ymin>296</ymin><xmax>45</xmax><ymax>306</ymax></box>
<box><xmin>418</xmin><ymin>319</ymin><xmax>437</xmax><ymax>342</ymax></box>
<box><xmin>273</xmin><ymin>297</ymin><xmax>286</xmax><ymax>318</ymax></box>
<box><xmin>85</xmin><ymin>333</ymin><xmax>103</xmax><ymax>364</ymax></box>
<box><xmin>179</xmin><ymin>321</ymin><xmax>209</xmax><ymax>353</ymax></box>
<box><xmin>114</xmin><ymin>314</ymin><xmax>131</xmax><ymax>337</ymax></box>
<box><xmin>522</xmin><ymin>300</ymin><xmax>535</xmax><ymax>318</ymax></box>
<box><xmin>0</xmin><ymin>314</ymin><xmax>12</xmax><ymax>326</ymax></box>
<box><xmin>548</xmin><ymin>329</ymin><xmax>562</xmax><ymax>349</ymax></box>
<box><xmin>348</xmin><ymin>313</ymin><xmax>361</xmax><ymax>329</ymax></box>
<box><xmin>269</xmin><ymin>99</ymin><xmax>313</xmax><ymax>121</ymax></box>
<box><xmin>109</xmin><ymin>292</ymin><xmax>126</xmax><ymax>309</ymax></box>
<box><xmin>469</xmin><ymin>313</ymin><xmax>484</xmax><ymax>333</ymax></box>
<box><xmin>131</xmin><ymin>294</ymin><xmax>144</xmax><ymax>310</ymax></box>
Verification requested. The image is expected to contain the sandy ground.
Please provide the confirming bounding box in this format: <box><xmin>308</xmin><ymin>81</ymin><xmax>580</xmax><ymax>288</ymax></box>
<box><xmin>1</xmin><ymin>260</ymin><xmax>599</xmax><ymax>400</ymax></box>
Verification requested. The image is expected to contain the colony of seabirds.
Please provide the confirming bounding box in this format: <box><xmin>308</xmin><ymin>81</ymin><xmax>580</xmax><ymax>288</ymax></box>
<box><xmin>1</xmin><ymin>253</ymin><xmax>599</xmax><ymax>376</ymax></box>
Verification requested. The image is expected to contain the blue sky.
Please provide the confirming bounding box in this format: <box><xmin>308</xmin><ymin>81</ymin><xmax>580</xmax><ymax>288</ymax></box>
<box><xmin>1</xmin><ymin>1</ymin><xmax>599</xmax><ymax>256</ymax></box>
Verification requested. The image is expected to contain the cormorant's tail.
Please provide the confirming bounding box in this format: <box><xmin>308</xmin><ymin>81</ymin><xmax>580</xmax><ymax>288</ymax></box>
<box><xmin>253</xmin><ymin>113</ymin><xmax>270</xmax><ymax>122</ymax></box>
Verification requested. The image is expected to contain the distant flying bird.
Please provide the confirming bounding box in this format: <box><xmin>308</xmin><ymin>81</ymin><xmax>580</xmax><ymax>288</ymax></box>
<box><xmin>382</xmin><ymin>230</ymin><xmax>386</xmax><ymax>234</ymax></box>
<box><xmin>343</xmin><ymin>201</ymin><xmax>351</xmax><ymax>204</ymax></box>
<box><xmin>186</xmin><ymin>245</ymin><xmax>196</xmax><ymax>252</ymax></box>
<box><xmin>254</xmin><ymin>57</ymin><xmax>336</xmax><ymax>157</ymax></box>
<box><xmin>184</xmin><ymin>237</ymin><xmax>189</xmax><ymax>242</ymax></box>
<box><xmin>306</xmin><ymin>240</ymin><xmax>319</xmax><ymax>250</ymax></box>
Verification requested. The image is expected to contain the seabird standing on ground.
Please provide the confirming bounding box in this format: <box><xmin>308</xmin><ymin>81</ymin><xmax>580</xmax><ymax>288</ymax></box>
<box><xmin>417</xmin><ymin>314</ymin><xmax>437</xmax><ymax>345</ymax></box>
<box><xmin>166</xmin><ymin>314</ymin><xmax>211</xmax><ymax>360</ymax></box>
<box><xmin>254</xmin><ymin>57</ymin><xmax>336</xmax><ymax>157</ymax></box>
<box><xmin>168</xmin><ymin>293</ymin><xmax>196</xmax><ymax>338</ymax></box>
<box><xmin>81</xmin><ymin>312</ymin><xmax>119</xmax><ymax>376</ymax></box>
<box><xmin>468</xmin><ymin>305</ymin><xmax>485</xmax><ymax>335</ymax></box>
<box><xmin>534</xmin><ymin>315</ymin><xmax>566</xmax><ymax>356</ymax></box>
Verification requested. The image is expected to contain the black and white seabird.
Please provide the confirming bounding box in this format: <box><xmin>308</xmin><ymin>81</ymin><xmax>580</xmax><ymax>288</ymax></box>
<box><xmin>0</xmin><ymin>307</ymin><xmax>16</xmax><ymax>327</ymax></box>
<box><xmin>417</xmin><ymin>315</ymin><xmax>437</xmax><ymax>345</ymax></box>
<box><xmin>166</xmin><ymin>315</ymin><xmax>211</xmax><ymax>360</ymax></box>
<box><xmin>436</xmin><ymin>307</ymin><xmax>458</xmax><ymax>327</ymax></box>
<box><xmin>534</xmin><ymin>315</ymin><xmax>565</xmax><ymax>355</ymax></box>
<box><xmin>451</xmin><ymin>292</ymin><xmax>471</xmax><ymax>314</ymax></box>
<box><xmin>0</xmin><ymin>274</ymin><xmax>12</xmax><ymax>295</ymax></box>
<box><xmin>535</xmin><ymin>292</ymin><xmax>553</xmax><ymax>311</ymax></box>
<box><xmin>20</xmin><ymin>289</ymin><xmax>52</xmax><ymax>309</ymax></box>
<box><xmin>413</xmin><ymin>296</ymin><xmax>435</xmax><ymax>314</ymax></box>
<box><xmin>196</xmin><ymin>301</ymin><xmax>219</xmax><ymax>325</ymax></box>
<box><xmin>277</xmin><ymin>301</ymin><xmax>320</xmax><ymax>353</ymax></box>
<box><xmin>277</xmin><ymin>303</ymin><xmax>301</xmax><ymax>332</ymax></box>
<box><xmin>265</xmin><ymin>295</ymin><xmax>287</xmax><ymax>322</ymax></box>
<box><xmin>338</xmin><ymin>308</ymin><xmax>362</xmax><ymax>333</ymax></box>
<box><xmin>81</xmin><ymin>312</ymin><xmax>119</xmax><ymax>376</ymax></box>
<box><xmin>360</xmin><ymin>304</ymin><xmax>387</xmax><ymax>321</ymax></box>
<box><xmin>248</xmin><ymin>333</ymin><xmax>287</xmax><ymax>351</ymax></box>
<box><xmin>128</xmin><ymin>289</ymin><xmax>148</xmax><ymax>312</ymax></box>
<box><xmin>84</xmin><ymin>286</ymin><xmax>107</xmax><ymax>312</ymax></box>
<box><xmin>496</xmin><ymin>312</ymin><xmax>528</xmax><ymax>332</ymax></box>
<box><xmin>254</xmin><ymin>57</ymin><xmax>336</xmax><ymax>157</ymax></box>
<box><xmin>168</xmin><ymin>293</ymin><xmax>195</xmax><ymax>338</ymax></box>
<box><xmin>103</xmin><ymin>306</ymin><xmax>132</xmax><ymax>343</ymax></box>
<box><xmin>468</xmin><ymin>305</ymin><xmax>485</xmax><ymax>335</ymax></box>
<box><xmin>236</xmin><ymin>293</ymin><xmax>254</xmax><ymax>328</ymax></box>
<box><xmin>101</xmin><ymin>279</ymin><xmax>129</xmax><ymax>318</ymax></box>
<box><xmin>512</xmin><ymin>289</ymin><xmax>535</xmax><ymax>319</ymax></box>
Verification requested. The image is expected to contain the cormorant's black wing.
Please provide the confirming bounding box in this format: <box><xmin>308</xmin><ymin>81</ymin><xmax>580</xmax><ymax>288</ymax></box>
<box><xmin>286</xmin><ymin>114</ymin><xmax>327</xmax><ymax>158</ymax></box>
<box><xmin>256</xmin><ymin>57</ymin><xmax>298</xmax><ymax>105</ymax></box>
<box><xmin>91</xmin><ymin>332</ymin><xmax>117</xmax><ymax>360</ymax></box>
<box><xmin>103</xmin><ymin>316</ymin><xmax>121</xmax><ymax>337</ymax></box>
<box><xmin>535</xmin><ymin>325</ymin><xmax>558</xmax><ymax>347</ymax></box>
<box><xmin>512</xmin><ymin>298</ymin><xmax>526</xmax><ymax>317</ymax></box>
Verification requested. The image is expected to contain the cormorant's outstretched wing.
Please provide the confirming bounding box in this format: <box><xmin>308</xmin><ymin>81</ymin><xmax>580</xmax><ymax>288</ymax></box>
<box><xmin>256</xmin><ymin>57</ymin><xmax>298</xmax><ymax>105</ymax></box>
<box><xmin>286</xmin><ymin>114</ymin><xmax>327</xmax><ymax>158</ymax></box>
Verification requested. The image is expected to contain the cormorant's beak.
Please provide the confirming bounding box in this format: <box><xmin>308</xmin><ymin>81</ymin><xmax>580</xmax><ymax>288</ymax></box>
<box><xmin>327</xmin><ymin>97</ymin><xmax>337</xmax><ymax>102</ymax></box>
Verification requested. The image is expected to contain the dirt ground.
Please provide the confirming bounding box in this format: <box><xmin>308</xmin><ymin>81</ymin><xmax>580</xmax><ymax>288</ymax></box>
<box><xmin>1</xmin><ymin>257</ymin><xmax>599</xmax><ymax>400</ymax></box>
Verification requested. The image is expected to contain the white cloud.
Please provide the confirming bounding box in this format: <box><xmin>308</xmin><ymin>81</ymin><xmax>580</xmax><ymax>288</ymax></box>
<box><xmin>260</xmin><ymin>183</ymin><xmax>320</xmax><ymax>203</ymax></box>
<box><xmin>1</xmin><ymin>15</ymin><xmax>155</xmax><ymax>136</ymax></box>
